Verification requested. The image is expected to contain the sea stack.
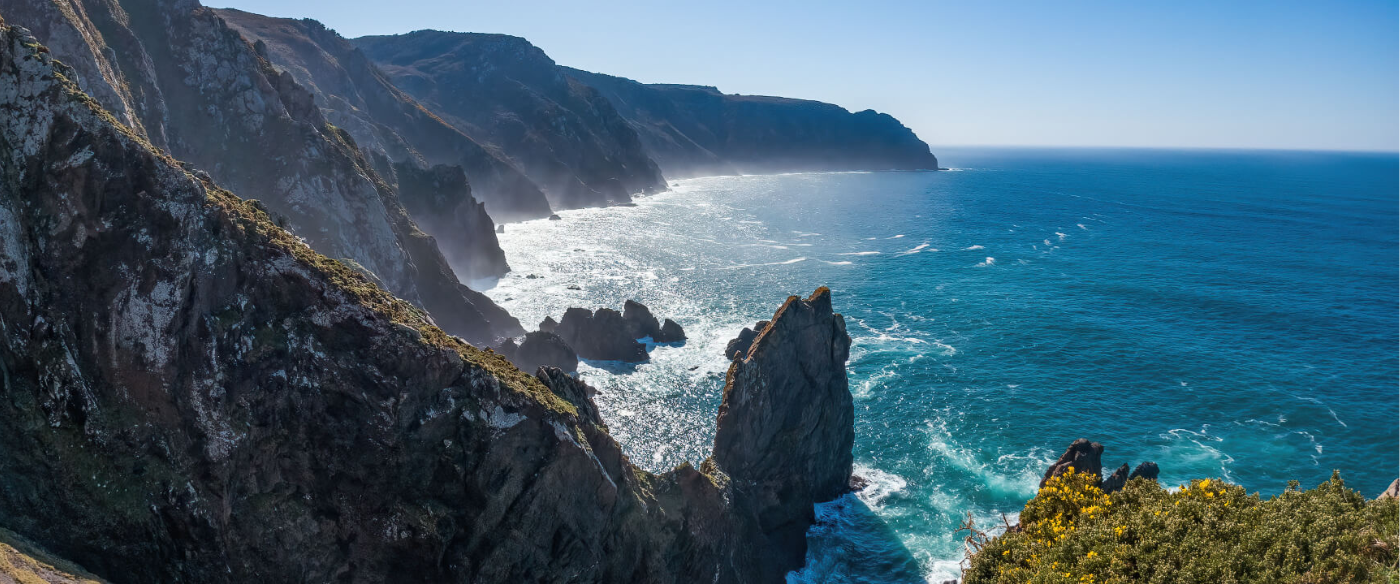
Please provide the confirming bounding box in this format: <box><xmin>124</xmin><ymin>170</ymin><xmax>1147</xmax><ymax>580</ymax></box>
<box><xmin>712</xmin><ymin>287</ymin><xmax>855</xmax><ymax>579</ymax></box>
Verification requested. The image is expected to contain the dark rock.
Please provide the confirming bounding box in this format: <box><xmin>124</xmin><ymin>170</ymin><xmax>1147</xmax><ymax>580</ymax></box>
<box><xmin>849</xmin><ymin>475</ymin><xmax>870</xmax><ymax>492</ymax></box>
<box><xmin>549</xmin><ymin>214</ymin><xmax>563</xmax><ymax>220</ymax></box>
<box><xmin>525</xmin><ymin>273</ymin><xmax>540</xmax><ymax>279</ymax></box>
<box><xmin>539</xmin><ymin>315</ymin><xmax>559</xmax><ymax>332</ymax></box>
<box><xmin>724</xmin><ymin>320</ymin><xmax>770</xmax><ymax>360</ymax></box>
<box><xmin>659</xmin><ymin>318</ymin><xmax>686</xmax><ymax>343</ymax></box>
<box><xmin>1041</xmin><ymin>439</ymin><xmax>1105</xmax><ymax>487</ymax></box>
<box><xmin>713</xmin><ymin>287</ymin><xmax>854</xmax><ymax>580</ymax></box>
<box><xmin>496</xmin><ymin>224</ymin><xmax>505</xmax><ymax>233</ymax></box>
<box><xmin>1129</xmin><ymin>461</ymin><xmax>1160</xmax><ymax>482</ymax></box>
<box><xmin>621</xmin><ymin>299</ymin><xmax>686</xmax><ymax>342</ymax></box>
<box><xmin>1101</xmin><ymin>464</ymin><xmax>1131</xmax><ymax>493</ymax></box>
<box><xmin>510</xmin><ymin>331</ymin><xmax>579</xmax><ymax>373</ymax></box>
<box><xmin>551</xmin><ymin>308</ymin><xmax>647</xmax><ymax>362</ymax></box>
<box><xmin>566</xmin><ymin>284</ymin><xmax>582</xmax><ymax>290</ymax></box>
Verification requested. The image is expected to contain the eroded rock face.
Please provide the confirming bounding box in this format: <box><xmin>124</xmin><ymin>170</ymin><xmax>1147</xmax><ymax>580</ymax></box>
<box><xmin>622</xmin><ymin>299</ymin><xmax>685</xmax><ymax>342</ymax></box>
<box><xmin>712</xmin><ymin>287</ymin><xmax>855</xmax><ymax>580</ymax></box>
<box><xmin>0</xmin><ymin>22</ymin><xmax>855</xmax><ymax>584</ymax></box>
<box><xmin>352</xmin><ymin>31</ymin><xmax>667</xmax><ymax>210</ymax></box>
<box><xmin>2</xmin><ymin>0</ymin><xmax>519</xmax><ymax>344</ymax></box>
<box><xmin>214</xmin><ymin>9</ymin><xmax>554</xmax><ymax>223</ymax></box>
<box><xmin>724</xmin><ymin>320</ymin><xmax>769</xmax><ymax>360</ymax></box>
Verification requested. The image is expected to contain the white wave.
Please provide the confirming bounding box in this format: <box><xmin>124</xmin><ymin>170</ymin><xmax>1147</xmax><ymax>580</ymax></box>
<box><xmin>888</xmin><ymin>234</ymin><xmax>906</xmax><ymax>239</ymax></box>
<box><xmin>792</xmin><ymin>231</ymin><xmax>822</xmax><ymax>237</ymax></box>
<box><xmin>1055</xmin><ymin>231</ymin><xmax>1067</xmax><ymax>241</ymax></box>
<box><xmin>974</xmin><ymin>257</ymin><xmax>995</xmax><ymax>267</ymax></box>
<box><xmin>963</xmin><ymin>245</ymin><xmax>985</xmax><ymax>250</ymax></box>
<box><xmin>1078</xmin><ymin>223</ymin><xmax>1089</xmax><ymax>230</ymax></box>
<box><xmin>931</xmin><ymin>341</ymin><xmax>957</xmax><ymax>356</ymax></box>
<box><xmin>853</xmin><ymin>464</ymin><xmax>908</xmax><ymax>509</ymax></box>
<box><xmin>720</xmin><ymin>257</ymin><xmax>808</xmax><ymax>270</ymax></box>
<box><xmin>898</xmin><ymin>243</ymin><xmax>930</xmax><ymax>256</ymax></box>
<box><xmin>821</xmin><ymin>260</ymin><xmax>854</xmax><ymax>266</ymax></box>
<box><xmin>839</xmin><ymin>251</ymin><xmax>882</xmax><ymax>256</ymax></box>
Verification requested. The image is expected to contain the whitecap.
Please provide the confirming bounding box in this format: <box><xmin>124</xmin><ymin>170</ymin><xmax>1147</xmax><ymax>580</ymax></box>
<box><xmin>852</xmin><ymin>464</ymin><xmax>908</xmax><ymax>509</ymax></box>
<box><xmin>963</xmin><ymin>245</ymin><xmax>985</xmax><ymax>250</ymax></box>
<box><xmin>821</xmin><ymin>260</ymin><xmax>853</xmax><ymax>266</ymax></box>
<box><xmin>888</xmin><ymin>234</ymin><xmax>905</xmax><ymax>239</ymax></box>
<box><xmin>897</xmin><ymin>243</ymin><xmax>929</xmax><ymax>255</ymax></box>
<box><xmin>839</xmin><ymin>251</ymin><xmax>881</xmax><ymax>256</ymax></box>
<box><xmin>1055</xmin><ymin>231</ymin><xmax>1067</xmax><ymax>241</ymax></box>
<box><xmin>975</xmin><ymin>257</ymin><xmax>995</xmax><ymax>267</ymax></box>
<box><xmin>1078</xmin><ymin>223</ymin><xmax>1089</xmax><ymax>230</ymax></box>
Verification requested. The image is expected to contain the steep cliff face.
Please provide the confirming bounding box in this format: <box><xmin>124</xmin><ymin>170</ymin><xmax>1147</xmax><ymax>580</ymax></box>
<box><xmin>352</xmin><ymin>31</ymin><xmax>667</xmax><ymax>210</ymax></box>
<box><xmin>0</xmin><ymin>0</ymin><xmax>520</xmax><ymax>343</ymax></box>
<box><xmin>565</xmin><ymin>68</ymin><xmax>939</xmax><ymax>178</ymax></box>
<box><xmin>0</xmin><ymin>22</ymin><xmax>855</xmax><ymax>581</ymax></box>
<box><xmin>713</xmin><ymin>287</ymin><xmax>855</xmax><ymax>580</ymax></box>
<box><xmin>214</xmin><ymin>9</ymin><xmax>553</xmax><ymax>223</ymax></box>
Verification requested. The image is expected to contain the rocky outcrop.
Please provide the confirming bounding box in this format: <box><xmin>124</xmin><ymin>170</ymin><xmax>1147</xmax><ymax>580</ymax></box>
<box><xmin>622</xmin><ymin>299</ymin><xmax>686</xmax><ymax>342</ymax></box>
<box><xmin>1381</xmin><ymin>479</ymin><xmax>1400</xmax><ymax>500</ymax></box>
<box><xmin>496</xmin><ymin>331</ymin><xmax>579</xmax><ymax>373</ymax></box>
<box><xmin>725</xmin><ymin>320</ymin><xmax>770</xmax><ymax>360</ymax></box>
<box><xmin>1042</xmin><ymin>440</ymin><xmax>1159</xmax><ymax>492</ymax></box>
<box><xmin>387</xmin><ymin>160</ymin><xmax>509</xmax><ymax>283</ymax></box>
<box><xmin>549</xmin><ymin>307</ymin><xmax>647</xmax><ymax>362</ymax></box>
<box><xmin>712</xmin><ymin>287</ymin><xmax>855</xmax><ymax>580</ymax></box>
<box><xmin>564</xmin><ymin>68</ymin><xmax>939</xmax><ymax>178</ymax></box>
<box><xmin>352</xmin><ymin>31</ymin><xmax>667</xmax><ymax>210</ymax></box>
<box><xmin>0</xmin><ymin>23</ymin><xmax>854</xmax><ymax>583</ymax></box>
<box><xmin>2</xmin><ymin>0</ymin><xmax>519</xmax><ymax>343</ymax></box>
<box><xmin>214</xmin><ymin>9</ymin><xmax>554</xmax><ymax>223</ymax></box>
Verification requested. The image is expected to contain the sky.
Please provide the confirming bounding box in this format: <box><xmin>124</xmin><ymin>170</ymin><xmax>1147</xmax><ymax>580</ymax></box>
<box><xmin>215</xmin><ymin>0</ymin><xmax>1399</xmax><ymax>152</ymax></box>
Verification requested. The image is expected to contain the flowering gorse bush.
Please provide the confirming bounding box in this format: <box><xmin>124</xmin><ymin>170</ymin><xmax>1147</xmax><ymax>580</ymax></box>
<box><xmin>964</xmin><ymin>469</ymin><xmax>1399</xmax><ymax>584</ymax></box>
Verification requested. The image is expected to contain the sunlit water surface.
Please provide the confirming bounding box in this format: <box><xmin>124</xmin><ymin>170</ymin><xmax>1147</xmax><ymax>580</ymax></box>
<box><xmin>483</xmin><ymin>148</ymin><xmax>1399</xmax><ymax>583</ymax></box>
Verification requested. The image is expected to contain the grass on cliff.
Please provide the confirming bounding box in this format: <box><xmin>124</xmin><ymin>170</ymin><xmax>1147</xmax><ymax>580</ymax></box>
<box><xmin>205</xmin><ymin>187</ymin><xmax>575</xmax><ymax>416</ymax></box>
<box><xmin>962</xmin><ymin>468</ymin><xmax>1399</xmax><ymax>584</ymax></box>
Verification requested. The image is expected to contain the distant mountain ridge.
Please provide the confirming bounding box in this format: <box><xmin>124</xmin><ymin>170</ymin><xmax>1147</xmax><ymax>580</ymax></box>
<box><xmin>563</xmin><ymin>67</ymin><xmax>940</xmax><ymax>178</ymax></box>
<box><xmin>352</xmin><ymin>30</ymin><xmax>669</xmax><ymax>210</ymax></box>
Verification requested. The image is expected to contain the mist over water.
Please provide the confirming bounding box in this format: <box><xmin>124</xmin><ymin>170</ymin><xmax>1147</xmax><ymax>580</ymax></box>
<box><xmin>484</xmin><ymin>148</ymin><xmax>1400</xmax><ymax>583</ymax></box>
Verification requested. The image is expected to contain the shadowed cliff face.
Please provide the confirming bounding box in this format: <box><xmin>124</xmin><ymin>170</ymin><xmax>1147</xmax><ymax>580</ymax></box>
<box><xmin>564</xmin><ymin>68</ymin><xmax>939</xmax><ymax>178</ymax></box>
<box><xmin>0</xmin><ymin>21</ymin><xmax>855</xmax><ymax>582</ymax></box>
<box><xmin>352</xmin><ymin>31</ymin><xmax>667</xmax><ymax>210</ymax></box>
<box><xmin>0</xmin><ymin>0</ymin><xmax>520</xmax><ymax>344</ymax></box>
<box><xmin>213</xmin><ymin>9</ymin><xmax>554</xmax><ymax>223</ymax></box>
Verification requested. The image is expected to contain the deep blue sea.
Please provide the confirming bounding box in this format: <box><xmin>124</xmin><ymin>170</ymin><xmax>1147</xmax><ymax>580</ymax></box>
<box><xmin>483</xmin><ymin>148</ymin><xmax>1399</xmax><ymax>583</ymax></box>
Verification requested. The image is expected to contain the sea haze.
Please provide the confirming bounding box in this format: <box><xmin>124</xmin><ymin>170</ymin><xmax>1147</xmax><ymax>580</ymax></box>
<box><xmin>484</xmin><ymin>147</ymin><xmax>1400</xmax><ymax>583</ymax></box>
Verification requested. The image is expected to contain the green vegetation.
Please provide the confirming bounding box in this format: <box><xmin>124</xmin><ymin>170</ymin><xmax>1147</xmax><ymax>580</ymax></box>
<box><xmin>963</xmin><ymin>468</ymin><xmax>1399</xmax><ymax>584</ymax></box>
<box><xmin>0</xmin><ymin>528</ymin><xmax>104</xmax><ymax>584</ymax></box>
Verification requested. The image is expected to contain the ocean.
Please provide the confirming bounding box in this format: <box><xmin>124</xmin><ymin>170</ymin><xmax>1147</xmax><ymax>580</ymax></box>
<box><xmin>482</xmin><ymin>147</ymin><xmax>1399</xmax><ymax>583</ymax></box>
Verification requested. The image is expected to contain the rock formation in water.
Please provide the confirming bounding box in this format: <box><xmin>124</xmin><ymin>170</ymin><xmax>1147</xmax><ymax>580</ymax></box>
<box><xmin>0</xmin><ymin>21</ymin><xmax>855</xmax><ymax>584</ymax></box>
<box><xmin>563</xmin><ymin>68</ymin><xmax>939</xmax><ymax>178</ymax></box>
<box><xmin>496</xmin><ymin>331</ymin><xmax>579</xmax><ymax>373</ymax></box>
<box><xmin>725</xmin><ymin>320</ymin><xmax>770</xmax><ymax>360</ymax></box>
<box><xmin>352</xmin><ymin>31</ymin><xmax>667</xmax><ymax>210</ymax></box>
<box><xmin>214</xmin><ymin>9</ymin><xmax>554</xmax><ymax>223</ymax></box>
<box><xmin>0</xmin><ymin>0</ymin><xmax>520</xmax><ymax>343</ymax></box>
<box><xmin>713</xmin><ymin>287</ymin><xmax>855</xmax><ymax>579</ymax></box>
<box><xmin>549</xmin><ymin>307</ymin><xmax>648</xmax><ymax>362</ymax></box>
<box><xmin>622</xmin><ymin>299</ymin><xmax>686</xmax><ymax>342</ymax></box>
<box><xmin>1042</xmin><ymin>439</ymin><xmax>1160</xmax><ymax>492</ymax></box>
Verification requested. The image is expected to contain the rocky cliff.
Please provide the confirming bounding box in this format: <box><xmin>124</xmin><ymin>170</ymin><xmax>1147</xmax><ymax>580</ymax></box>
<box><xmin>0</xmin><ymin>0</ymin><xmax>519</xmax><ymax>343</ymax></box>
<box><xmin>0</xmin><ymin>22</ymin><xmax>856</xmax><ymax>581</ymax></box>
<box><xmin>564</xmin><ymin>68</ymin><xmax>939</xmax><ymax>178</ymax></box>
<box><xmin>352</xmin><ymin>30</ymin><xmax>667</xmax><ymax>210</ymax></box>
<box><xmin>213</xmin><ymin>9</ymin><xmax>553</xmax><ymax>224</ymax></box>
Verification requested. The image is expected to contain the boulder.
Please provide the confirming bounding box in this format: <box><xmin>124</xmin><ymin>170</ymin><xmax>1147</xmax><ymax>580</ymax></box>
<box><xmin>658</xmin><ymin>318</ymin><xmax>686</xmax><ymax>343</ymax></box>
<box><xmin>1041</xmin><ymin>439</ymin><xmax>1104</xmax><ymax>487</ymax></box>
<box><xmin>1380</xmin><ymin>479</ymin><xmax>1399</xmax><ymax>500</ymax></box>
<box><xmin>713</xmin><ymin>287</ymin><xmax>854</xmax><ymax>580</ymax></box>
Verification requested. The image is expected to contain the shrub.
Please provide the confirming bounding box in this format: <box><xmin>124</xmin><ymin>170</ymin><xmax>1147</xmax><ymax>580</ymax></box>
<box><xmin>963</xmin><ymin>469</ymin><xmax>1399</xmax><ymax>584</ymax></box>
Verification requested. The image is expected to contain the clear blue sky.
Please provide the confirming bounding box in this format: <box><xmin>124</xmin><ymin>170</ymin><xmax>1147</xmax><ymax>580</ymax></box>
<box><xmin>216</xmin><ymin>0</ymin><xmax>1398</xmax><ymax>152</ymax></box>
